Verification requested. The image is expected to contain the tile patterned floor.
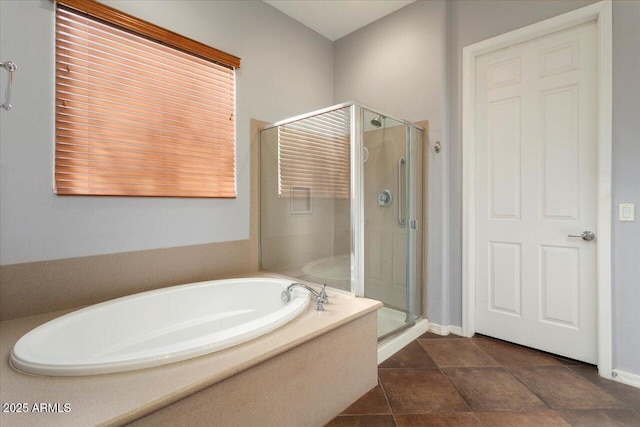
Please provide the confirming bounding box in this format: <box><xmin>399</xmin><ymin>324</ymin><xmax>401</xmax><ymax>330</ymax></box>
<box><xmin>327</xmin><ymin>333</ymin><xmax>640</xmax><ymax>426</ymax></box>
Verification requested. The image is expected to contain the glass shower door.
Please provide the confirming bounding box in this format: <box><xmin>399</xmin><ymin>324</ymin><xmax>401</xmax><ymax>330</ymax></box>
<box><xmin>259</xmin><ymin>106</ymin><xmax>353</xmax><ymax>291</ymax></box>
<box><xmin>361</xmin><ymin>108</ymin><xmax>423</xmax><ymax>339</ymax></box>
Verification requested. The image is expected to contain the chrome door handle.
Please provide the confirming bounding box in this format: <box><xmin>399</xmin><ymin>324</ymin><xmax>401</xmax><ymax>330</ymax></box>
<box><xmin>568</xmin><ymin>231</ymin><xmax>595</xmax><ymax>241</ymax></box>
<box><xmin>397</xmin><ymin>157</ymin><xmax>405</xmax><ymax>228</ymax></box>
<box><xmin>1</xmin><ymin>61</ymin><xmax>17</xmax><ymax>110</ymax></box>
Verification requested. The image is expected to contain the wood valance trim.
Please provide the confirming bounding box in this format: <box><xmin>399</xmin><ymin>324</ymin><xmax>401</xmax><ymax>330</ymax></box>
<box><xmin>55</xmin><ymin>0</ymin><xmax>241</xmax><ymax>69</ymax></box>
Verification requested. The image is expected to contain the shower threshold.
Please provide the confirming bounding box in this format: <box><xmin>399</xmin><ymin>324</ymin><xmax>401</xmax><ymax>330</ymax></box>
<box><xmin>377</xmin><ymin>306</ymin><xmax>411</xmax><ymax>339</ymax></box>
<box><xmin>377</xmin><ymin>317</ymin><xmax>429</xmax><ymax>364</ymax></box>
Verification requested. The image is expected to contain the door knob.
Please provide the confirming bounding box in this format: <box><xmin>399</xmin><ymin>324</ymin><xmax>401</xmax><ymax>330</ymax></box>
<box><xmin>568</xmin><ymin>231</ymin><xmax>595</xmax><ymax>241</ymax></box>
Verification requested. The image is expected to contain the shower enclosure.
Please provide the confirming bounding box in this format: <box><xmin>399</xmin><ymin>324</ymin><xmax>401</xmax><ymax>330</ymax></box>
<box><xmin>259</xmin><ymin>102</ymin><xmax>424</xmax><ymax>340</ymax></box>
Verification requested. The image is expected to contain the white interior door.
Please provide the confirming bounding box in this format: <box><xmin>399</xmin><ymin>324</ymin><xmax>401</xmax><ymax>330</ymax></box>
<box><xmin>474</xmin><ymin>22</ymin><xmax>598</xmax><ymax>363</ymax></box>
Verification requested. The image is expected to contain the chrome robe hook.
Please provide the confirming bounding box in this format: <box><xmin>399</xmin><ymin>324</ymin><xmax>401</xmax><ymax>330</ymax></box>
<box><xmin>1</xmin><ymin>61</ymin><xmax>17</xmax><ymax>110</ymax></box>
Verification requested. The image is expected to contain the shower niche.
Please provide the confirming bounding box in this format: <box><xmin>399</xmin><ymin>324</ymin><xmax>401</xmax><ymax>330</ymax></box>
<box><xmin>259</xmin><ymin>102</ymin><xmax>425</xmax><ymax>340</ymax></box>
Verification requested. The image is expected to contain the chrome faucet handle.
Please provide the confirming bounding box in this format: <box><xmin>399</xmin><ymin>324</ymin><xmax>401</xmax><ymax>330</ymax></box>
<box><xmin>318</xmin><ymin>284</ymin><xmax>329</xmax><ymax>304</ymax></box>
<box><xmin>313</xmin><ymin>284</ymin><xmax>329</xmax><ymax>311</ymax></box>
<box><xmin>315</xmin><ymin>295</ymin><xmax>326</xmax><ymax>311</ymax></box>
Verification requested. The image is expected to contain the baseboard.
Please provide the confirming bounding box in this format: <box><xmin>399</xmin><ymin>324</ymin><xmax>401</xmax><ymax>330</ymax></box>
<box><xmin>428</xmin><ymin>322</ymin><xmax>464</xmax><ymax>337</ymax></box>
<box><xmin>612</xmin><ymin>369</ymin><xmax>640</xmax><ymax>389</ymax></box>
<box><xmin>449</xmin><ymin>325</ymin><xmax>463</xmax><ymax>336</ymax></box>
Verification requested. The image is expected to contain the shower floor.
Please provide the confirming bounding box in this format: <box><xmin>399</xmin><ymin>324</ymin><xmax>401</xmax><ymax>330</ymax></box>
<box><xmin>377</xmin><ymin>306</ymin><xmax>409</xmax><ymax>339</ymax></box>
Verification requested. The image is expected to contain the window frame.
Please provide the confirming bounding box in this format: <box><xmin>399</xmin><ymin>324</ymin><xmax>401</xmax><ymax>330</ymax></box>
<box><xmin>54</xmin><ymin>0</ymin><xmax>241</xmax><ymax>198</ymax></box>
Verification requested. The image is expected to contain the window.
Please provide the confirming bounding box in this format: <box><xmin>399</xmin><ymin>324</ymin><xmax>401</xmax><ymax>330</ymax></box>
<box><xmin>54</xmin><ymin>0</ymin><xmax>240</xmax><ymax>197</ymax></box>
<box><xmin>278</xmin><ymin>108</ymin><xmax>351</xmax><ymax>199</ymax></box>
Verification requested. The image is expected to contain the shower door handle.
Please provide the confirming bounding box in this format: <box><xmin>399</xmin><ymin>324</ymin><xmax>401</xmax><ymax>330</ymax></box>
<box><xmin>398</xmin><ymin>157</ymin><xmax>406</xmax><ymax>228</ymax></box>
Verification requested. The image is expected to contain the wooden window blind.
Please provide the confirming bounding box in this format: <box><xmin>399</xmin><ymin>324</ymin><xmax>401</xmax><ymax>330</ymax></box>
<box><xmin>54</xmin><ymin>0</ymin><xmax>240</xmax><ymax>197</ymax></box>
<box><xmin>278</xmin><ymin>108</ymin><xmax>351</xmax><ymax>199</ymax></box>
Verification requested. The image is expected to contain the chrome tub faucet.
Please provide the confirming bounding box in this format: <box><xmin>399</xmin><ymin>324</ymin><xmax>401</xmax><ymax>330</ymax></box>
<box><xmin>281</xmin><ymin>283</ymin><xmax>329</xmax><ymax>311</ymax></box>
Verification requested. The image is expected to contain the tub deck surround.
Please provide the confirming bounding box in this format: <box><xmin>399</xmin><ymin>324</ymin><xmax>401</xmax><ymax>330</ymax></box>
<box><xmin>0</xmin><ymin>276</ymin><xmax>381</xmax><ymax>427</ymax></box>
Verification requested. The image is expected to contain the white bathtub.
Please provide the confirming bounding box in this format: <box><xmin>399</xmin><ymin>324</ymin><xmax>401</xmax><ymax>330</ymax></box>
<box><xmin>10</xmin><ymin>277</ymin><xmax>310</xmax><ymax>376</ymax></box>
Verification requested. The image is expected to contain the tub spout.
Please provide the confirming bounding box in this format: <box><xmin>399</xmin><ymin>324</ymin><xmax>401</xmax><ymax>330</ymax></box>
<box><xmin>282</xmin><ymin>283</ymin><xmax>329</xmax><ymax>311</ymax></box>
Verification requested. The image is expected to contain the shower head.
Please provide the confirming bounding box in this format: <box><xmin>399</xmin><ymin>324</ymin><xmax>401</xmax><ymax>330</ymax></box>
<box><xmin>371</xmin><ymin>115</ymin><xmax>384</xmax><ymax>128</ymax></box>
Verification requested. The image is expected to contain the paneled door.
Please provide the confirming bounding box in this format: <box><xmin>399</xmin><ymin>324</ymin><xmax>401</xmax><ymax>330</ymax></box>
<box><xmin>474</xmin><ymin>22</ymin><xmax>597</xmax><ymax>363</ymax></box>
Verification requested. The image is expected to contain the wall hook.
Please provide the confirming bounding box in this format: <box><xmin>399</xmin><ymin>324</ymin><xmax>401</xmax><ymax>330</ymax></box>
<box><xmin>434</xmin><ymin>141</ymin><xmax>441</xmax><ymax>154</ymax></box>
<box><xmin>1</xmin><ymin>61</ymin><xmax>17</xmax><ymax>110</ymax></box>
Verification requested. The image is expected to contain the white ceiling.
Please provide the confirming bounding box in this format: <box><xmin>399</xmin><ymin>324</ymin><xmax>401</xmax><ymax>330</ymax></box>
<box><xmin>263</xmin><ymin>0</ymin><xmax>416</xmax><ymax>41</ymax></box>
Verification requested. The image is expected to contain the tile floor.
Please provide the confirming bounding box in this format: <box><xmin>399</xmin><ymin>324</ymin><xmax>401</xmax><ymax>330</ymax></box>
<box><xmin>327</xmin><ymin>332</ymin><xmax>640</xmax><ymax>426</ymax></box>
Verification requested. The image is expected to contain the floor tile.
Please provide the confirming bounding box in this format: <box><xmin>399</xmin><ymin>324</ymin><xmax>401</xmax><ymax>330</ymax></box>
<box><xmin>472</xmin><ymin>337</ymin><xmax>563</xmax><ymax>367</ymax></box>
<box><xmin>394</xmin><ymin>412</ymin><xmax>481</xmax><ymax>426</ymax></box>
<box><xmin>327</xmin><ymin>337</ymin><xmax>640</xmax><ymax>427</ymax></box>
<box><xmin>378</xmin><ymin>368</ymin><xmax>470</xmax><ymax>413</ymax></box>
<box><xmin>509</xmin><ymin>366</ymin><xmax>626</xmax><ymax>409</ymax></box>
<box><xmin>551</xmin><ymin>355</ymin><xmax>588</xmax><ymax>366</ymax></box>
<box><xmin>379</xmin><ymin>341</ymin><xmax>438</xmax><ymax>369</ymax></box>
<box><xmin>417</xmin><ymin>331</ymin><xmax>465</xmax><ymax>339</ymax></box>
<box><xmin>417</xmin><ymin>339</ymin><xmax>500</xmax><ymax>368</ymax></box>
<box><xmin>476</xmin><ymin>411</ymin><xmax>570</xmax><ymax>426</ymax></box>
<box><xmin>443</xmin><ymin>367</ymin><xmax>548</xmax><ymax>412</ymax></box>
<box><xmin>569</xmin><ymin>365</ymin><xmax>640</xmax><ymax>410</ymax></box>
<box><xmin>558</xmin><ymin>409</ymin><xmax>640</xmax><ymax>426</ymax></box>
<box><xmin>341</xmin><ymin>384</ymin><xmax>391</xmax><ymax>415</ymax></box>
<box><xmin>325</xmin><ymin>415</ymin><xmax>396</xmax><ymax>427</ymax></box>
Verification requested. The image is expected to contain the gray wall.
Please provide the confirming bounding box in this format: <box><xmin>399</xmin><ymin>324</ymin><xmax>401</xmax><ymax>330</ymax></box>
<box><xmin>334</xmin><ymin>0</ymin><xmax>450</xmax><ymax>324</ymax></box>
<box><xmin>1</xmin><ymin>0</ymin><xmax>637</xmax><ymax>375</ymax></box>
<box><xmin>0</xmin><ymin>0</ymin><xmax>334</xmax><ymax>265</ymax></box>
<box><xmin>611</xmin><ymin>0</ymin><xmax>640</xmax><ymax>376</ymax></box>
<box><xmin>447</xmin><ymin>0</ymin><xmax>640</xmax><ymax>376</ymax></box>
<box><xmin>335</xmin><ymin>0</ymin><xmax>640</xmax><ymax>375</ymax></box>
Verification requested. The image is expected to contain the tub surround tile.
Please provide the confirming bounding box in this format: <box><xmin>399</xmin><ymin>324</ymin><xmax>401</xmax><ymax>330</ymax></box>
<box><xmin>130</xmin><ymin>314</ymin><xmax>378</xmax><ymax>427</ymax></box>
<box><xmin>378</xmin><ymin>368</ymin><xmax>470</xmax><ymax>413</ymax></box>
<box><xmin>0</xmin><ymin>240</ymin><xmax>253</xmax><ymax>321</ymax></box>
<box><xmin>443</xmin><ymin>367</ymin><xmax>548</xmax><ymax>412</ymax></box>
<box><xmin>341</xmin><ymin>384</ymin><xmax>391</xmax><ymax>415</ymax></box>
<box><xmin>250</xmin><ymin>119</ymin><xmax>269</xmax><ymax>272</ymax></box>
<box><xmin>378</xmin><ymin>341</ymin><xmax>438</xmax><ymax>369</ymax></box>
<box><xmin>508</xmin><ymin>366</ymin><xmax>627</xmax><ymax>409</ymax></box>
<box><xmin>417</xmin><ymin>338</ymin><xmax>500</xmax><ymax>368</ymax></box>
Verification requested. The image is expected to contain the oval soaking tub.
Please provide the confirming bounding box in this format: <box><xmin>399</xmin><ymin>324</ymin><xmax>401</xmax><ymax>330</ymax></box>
<box><xmin>10</xmin><ymin>277</ymin><xmax>310</xmax><ymax>376</ymax></box>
